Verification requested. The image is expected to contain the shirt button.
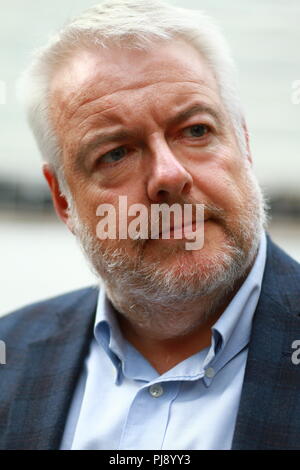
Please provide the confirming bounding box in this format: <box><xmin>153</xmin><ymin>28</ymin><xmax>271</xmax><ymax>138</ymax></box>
<box><xmin>205</xmin><ymin>367</ymin><xmax>215</xmax><ymax>378</ymax></box>
<box><xmin>149</xmin><ymin>384</ymin><xmax>164</xmax><ymax>398</ymax></box>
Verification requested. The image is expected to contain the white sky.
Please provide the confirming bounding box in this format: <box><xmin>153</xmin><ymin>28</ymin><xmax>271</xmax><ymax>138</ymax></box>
<box><xmin>0</xmin><ymin>0</ymin><xmax>299</xmax><ymax>193</ymax></box>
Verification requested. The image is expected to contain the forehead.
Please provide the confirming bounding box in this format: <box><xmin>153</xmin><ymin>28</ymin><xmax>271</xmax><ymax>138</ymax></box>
<box><xmin>50</xmin><ymin>40</ymin><xmax>220</xmax><ymax>121</ymax></box>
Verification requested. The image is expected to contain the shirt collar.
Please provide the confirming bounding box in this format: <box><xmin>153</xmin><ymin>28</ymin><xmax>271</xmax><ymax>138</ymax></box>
<box><xmin>202</xmin><ymin>230</ymin><xmax>267</xmax><ymax>383</ymax></box>
<box><xmin>212</xmin><ymin>231</ymin><xmax>267</xmax><ymax>352</ymax></box>
<box><xmin>94</xmin><ymin>286</ymin><xmax>126</xmax><ymax>383</ymax></box>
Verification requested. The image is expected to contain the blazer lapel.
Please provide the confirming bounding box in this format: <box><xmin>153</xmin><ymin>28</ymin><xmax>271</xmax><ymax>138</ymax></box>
<box><xmin>232</xmin><ymin>238</ymin><xmax>300</xmax><ymax>449</ymax></box>
<box><xmin>3</xmin><ymin>287</ymin><xmax>99</xmax><ymax>450</ymax></box>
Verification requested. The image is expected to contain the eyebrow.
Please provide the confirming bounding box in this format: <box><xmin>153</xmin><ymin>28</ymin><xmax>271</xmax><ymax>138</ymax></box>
<box><xmin>165</xmin><ymin>103</ymin><xmax>224</xmax><ymax>128</ymax></box>
<box><xmin>75</xmin><ymin>130</ymin><xmax>132</xmax><ymax>168</ymax></box>
<box><xmin>75</xmin><ymin>103</ymin><xmax>224</xmax><ymax>166</ymax></box>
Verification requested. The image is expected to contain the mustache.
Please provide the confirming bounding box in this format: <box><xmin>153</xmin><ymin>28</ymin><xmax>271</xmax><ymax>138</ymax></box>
<box><xmin>129</xmin><ymin>200</ymin><xmax>227</xmax><ymax>245</ymax></box>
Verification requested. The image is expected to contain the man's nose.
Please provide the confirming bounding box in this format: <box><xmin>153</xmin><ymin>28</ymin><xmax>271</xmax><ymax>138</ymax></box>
<box><xmin>146</xmin><ymin>137</ymin><xmax>193</xmax><ymax>203</ymax></box>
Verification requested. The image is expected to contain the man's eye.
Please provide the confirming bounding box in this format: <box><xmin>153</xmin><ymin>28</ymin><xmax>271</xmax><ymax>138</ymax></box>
<box><xmin>183</xmin><ymin>124</ymin><xmax>209</xmax><ymax>138</ymax></box>
<box><xmin>101</xmin><ymin>146</ymin><xmax>128</xmax><ymax>163</ymax></box>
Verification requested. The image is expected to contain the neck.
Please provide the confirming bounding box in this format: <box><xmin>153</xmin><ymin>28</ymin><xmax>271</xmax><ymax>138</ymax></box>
<box><xmin>107</xmin><ymin>269</ymin><xmax>250</xmax><ymax>374</ymax></box>
<box><xmin>117</xmin><ymin>304</ymin><xmax>222</xmax><ymax>374</ymax></box>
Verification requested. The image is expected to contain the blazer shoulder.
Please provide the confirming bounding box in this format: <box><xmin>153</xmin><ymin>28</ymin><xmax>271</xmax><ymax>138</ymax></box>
<box><xmin>0</xmin><ymin>286</ymin><xmax>99</xmax><ymax>346</ymax></box>
<box><xmin>268</xmin><ymin>235</ymin><xmax>300</xmax><ymax>272</ymax></box>
<box><xmin>265</xmin><ymin>235</ymin><xmax>300</xmax><ymax>315</ymax></box>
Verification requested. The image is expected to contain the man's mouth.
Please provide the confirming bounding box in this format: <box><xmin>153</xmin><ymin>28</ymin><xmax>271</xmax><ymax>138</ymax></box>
<box><xmin>159</xmin><ymin>218</ymin><xmax>209</xmax><ymax>239</ymax></box>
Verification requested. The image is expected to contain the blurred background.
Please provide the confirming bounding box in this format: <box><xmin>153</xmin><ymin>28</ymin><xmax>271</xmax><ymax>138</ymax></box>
<box><xmin>0</xmin><ymin>0</ymin><xmax>299</xmax><ymax>316</ymax></box>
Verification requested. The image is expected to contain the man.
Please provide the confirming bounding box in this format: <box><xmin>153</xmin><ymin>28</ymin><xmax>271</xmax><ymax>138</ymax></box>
<box><xmin>0</xmin><ymin>0</ymin><xmax>300</xmax><ymax>450</ymax></box>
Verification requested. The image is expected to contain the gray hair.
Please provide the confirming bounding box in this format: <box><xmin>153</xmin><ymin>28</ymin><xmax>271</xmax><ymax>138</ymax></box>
<box><xmin>21</xmin><ymin>0</ymin><xmax>246</xmax><ymax>194</ymax></box>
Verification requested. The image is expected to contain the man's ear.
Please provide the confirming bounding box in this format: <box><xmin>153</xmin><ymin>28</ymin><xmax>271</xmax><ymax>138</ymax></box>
<box><xmin>43</xmin><ymin>164</ymin><xmax>75</xmax><ymax>234</ymax></box>
<box><xmin>242</xmin><ymin>120</ymin><xmax>253</xmax><ymax>165</ymax></box>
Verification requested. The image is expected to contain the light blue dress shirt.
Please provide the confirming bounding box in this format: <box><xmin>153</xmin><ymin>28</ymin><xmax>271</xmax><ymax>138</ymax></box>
<box><xmin>60</xmin><ymin>232</ymin><xmax>267</xmax><ymax>450</ymax></box>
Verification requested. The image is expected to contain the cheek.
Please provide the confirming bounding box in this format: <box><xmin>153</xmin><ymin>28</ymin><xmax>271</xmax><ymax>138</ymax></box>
<box><xmin>190</xmin><ymin>145</ymin><xmax>245</xmax><ymax>209</ymax></box>
<box><xmin>71</xmin><ymin>177</ymin><xmax>146</xmax><ymax>234</ymax></box>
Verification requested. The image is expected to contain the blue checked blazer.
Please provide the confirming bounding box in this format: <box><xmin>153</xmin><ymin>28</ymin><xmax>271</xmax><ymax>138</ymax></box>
<box><xmin>0</xmin><ymin>234</ymin><xmax>300</xmax><ymax>450</ymax></box>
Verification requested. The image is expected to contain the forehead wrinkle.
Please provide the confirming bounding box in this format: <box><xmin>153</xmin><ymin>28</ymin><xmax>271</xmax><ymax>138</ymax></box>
<box><xmin>73</xmin><ymin>103</ymin><xmax>123</xmax><ymax>132</ymax></box>
<box><xmin>60</xmin><ymin>59</ymin><xmax>213</xmax><ymax>105</ymax></box>
<box><xmin>59</xmin><ymin>78</ymin><xmax>216</xmax><ymax>131</ymax></box>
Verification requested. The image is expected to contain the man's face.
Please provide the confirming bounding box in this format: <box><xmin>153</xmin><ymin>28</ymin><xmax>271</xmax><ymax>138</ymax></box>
<box><xmin>48</xmin><ymin>40</ymin><xmax>264</xmax><ymax>313</ymax></box>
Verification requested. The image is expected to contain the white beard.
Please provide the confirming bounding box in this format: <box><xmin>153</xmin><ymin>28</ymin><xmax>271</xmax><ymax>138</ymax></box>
<box><xmin>68</xmin><ymin>164</ymin><xmax>268</xmax><ymax>337</ymax></box>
